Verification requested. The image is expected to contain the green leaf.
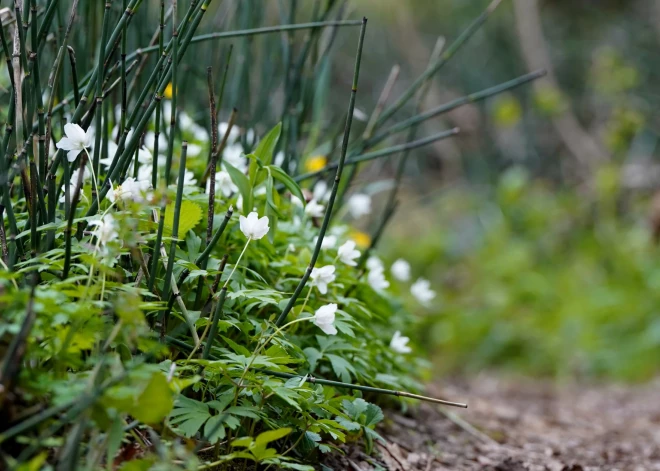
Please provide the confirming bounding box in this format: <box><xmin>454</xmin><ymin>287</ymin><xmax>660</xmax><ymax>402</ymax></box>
<box><xmin>163</xmin><ymin>200</ymin><xmax>203</xmax><ymax>237</ymax></box>
<box><xmin>132</xmin><ymin>373</ymin><xmax>174</xmax><ymax>424</ymax></box>
<box><xmin>268</xmin><ymin>165</ymin><xmax>305</xmax><ymax>204</ymax></box>
<box><xmin>326</xmin><ymin>354</ymin><xmax>355</xmax><ymax>383</ymax></box>
<box><xmin>364</xmin><ymin>403</ymin><xmax>384</xmax><ymax>427</ymax></box>
<box><xmin>168</xmin><ymin>396</ymin><xmax>210</xmax><ymax>438</ymax></box>
<box><xmin>224</xmin><ymin>160</ymin><xmax>252</xmax><ymax>215</ymax></box>
<box><xmin>342</xmin><ymin>398</ymin><xmax>368</xmax><ymax>420</ymax></box>
<box><xmin>255</xmin><ymin>427</ymin><xmax>292</xmax><ymax>447</ymax></box>
<box><xmin>253</xmin><ymin>122</ymin><xmax>282</xmax><ymax>166</ymax></box>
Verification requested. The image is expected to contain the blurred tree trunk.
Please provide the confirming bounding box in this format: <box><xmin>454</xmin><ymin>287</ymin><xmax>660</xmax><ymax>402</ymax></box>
<box><xmin>513</xmin><ymin>0</ymin><xmax>609</xmax><ymax>177</ymax></box>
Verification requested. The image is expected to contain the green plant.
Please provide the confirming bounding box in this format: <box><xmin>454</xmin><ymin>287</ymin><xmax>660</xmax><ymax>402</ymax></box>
<box><xmin>0</xmin><ymin>0</ymin><xmax>539</xmax><ymax>468</ymax></box>
<box><xmin>385</xmin><ymin>167</ymin><xmax>660</xmax><ymax>382</ymax></box>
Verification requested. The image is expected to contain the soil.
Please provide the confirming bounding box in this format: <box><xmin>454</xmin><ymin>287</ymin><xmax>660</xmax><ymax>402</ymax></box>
<box><xmin>323</xmin><ymin>375</ymin><xmax>660</xmax><ymax>471</ymax></box>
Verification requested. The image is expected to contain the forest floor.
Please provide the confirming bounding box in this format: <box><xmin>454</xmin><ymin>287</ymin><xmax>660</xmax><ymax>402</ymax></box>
<box><xmin>324</xmin><ymin>375</ymin><xmax>660</xmax><ymax>471</ymax></box>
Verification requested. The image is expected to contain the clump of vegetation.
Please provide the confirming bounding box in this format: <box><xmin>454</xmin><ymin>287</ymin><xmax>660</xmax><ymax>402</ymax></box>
<box><xmin>387</xmin><ymin>167</ymin><xmax>660</xmax><ymax>382</ymax></box>
<box><xmin>0</xmin><ymin>0</ymin><xmax>539</xmax><ymax>468</ymax></box>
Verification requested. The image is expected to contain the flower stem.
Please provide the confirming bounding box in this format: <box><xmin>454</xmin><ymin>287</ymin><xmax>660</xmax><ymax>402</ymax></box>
<box><xmin>223</xmin><ymin>238</ymin><xmax>251</xmax><ymax>290</ymax></box>
<box><xmin>274</xmin><ymin>17</ymin><xmax>367</xmax><ymax>327</ymax></box>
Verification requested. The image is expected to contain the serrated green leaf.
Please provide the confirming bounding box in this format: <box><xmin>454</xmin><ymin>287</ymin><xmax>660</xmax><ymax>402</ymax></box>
<box><xmin>164</xmin><ymin>200</ymin><xmax>203</xmax><ymax>237</ymax></box>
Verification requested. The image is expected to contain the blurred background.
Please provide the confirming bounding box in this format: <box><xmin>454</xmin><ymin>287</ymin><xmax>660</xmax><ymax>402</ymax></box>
<box><xmin>5</xmin><ymin>0</ymin><xmax>659</xmax><ymax>382</ymax></box>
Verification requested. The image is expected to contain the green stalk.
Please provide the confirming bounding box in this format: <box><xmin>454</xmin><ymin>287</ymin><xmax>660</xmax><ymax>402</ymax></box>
<box><xmin>128</xmin><ymin>20</ymin><xmax>363</xmax><ymax>58</ymax></box>
<box><xmin>62</xmin><ymin>153</ymin><xmax>88</xmax><ymax>279</ymax></box>
<box><xmin>359</xmin><ymin>37</ymin><xmax>447</xmax><ymax>269</ymax></box>
<box><xmin>36</xmin><ymin>0</ymin><xmax>60</xmax><ymax>52</ymax></box>
<box><xmin>120</xmin><ymin>0</ymin><xmax>129</xmax><ymax>140</ymax></box>
<box><xmin>375</xmin><ymin>0</ymin><xmax>503</xmax><ymax>127</ymax></box>
<box><xmin>45</xmin><ymin>0</ymin><xmax>143</xmax><ymax>179</ymax></box>
<box><xmin>367</xmin><ymin>70</ymin><xmax>546</xmax><ymax>148</ymax></box>
<box><xmin>151</xmin><ymin>0</ymin><xmax>166</xmax><ymax>189</ymax></box>
<box><xmin>163</xmin><ymin>0</ymin><xmax>179</xmax><ymax>187</ymax></box>
<box><xmin>92</xmin><ymin>1</ymin><xmax>111</xmax><ymax>208</ymax></box>
<box><xmin>274</xmin><ymin>17</ymin><xmax>367</xmax><ymax>327</ymax></box>
<box><xmin>162</xmin><ymin>141</ymin><xmax>186</xmax><ymax>300</ymax></box>
<box><xmin>97</xmin><ymin>0</ymin><xmax>210</xmax><ymax>205</ymax></box>
<box><xmin>294</xmin><ymin>128</ymin><xmax>460</xmax><ymax>182</ymax></box>
<box><xmin>66</xmin><ymin>46</ymin><xmax>80</xmax><ymax>105</ymax></box>
<box><xmin>164</xmin><ymin>336</ymin><xmax>468</xmax><ymax>408</ymax></box>
<box><xmin>201</xmin><ymin>287</ymin><xmax>227</xmax><ymax>359</ymax></box>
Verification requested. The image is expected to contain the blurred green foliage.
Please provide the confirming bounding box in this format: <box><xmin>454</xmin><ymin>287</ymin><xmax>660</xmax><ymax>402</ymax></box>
<box><xmin>385</xmin><ymin>168</ymin><xmax>660</xmax><ymax>382</ymax></box>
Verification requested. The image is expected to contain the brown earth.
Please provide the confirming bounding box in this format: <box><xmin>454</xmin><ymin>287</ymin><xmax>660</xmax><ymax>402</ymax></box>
<box><xmin>324</xmin><ymin>375</ymin><xmax>660</xmax><ymax>470</ymax></box>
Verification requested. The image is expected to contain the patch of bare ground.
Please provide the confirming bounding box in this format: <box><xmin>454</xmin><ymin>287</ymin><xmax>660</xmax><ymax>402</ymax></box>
<box><xmin>323</xmin><ymin>375</ymin><xmax>660</xmax><ymax>470</ymax></box>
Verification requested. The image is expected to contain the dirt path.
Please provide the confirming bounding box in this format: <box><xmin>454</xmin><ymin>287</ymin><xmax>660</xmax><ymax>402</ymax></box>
<box><xmin>327</xmin><ymin>375</ymin><xmax>660</xmax><ymax>470</ymax></box>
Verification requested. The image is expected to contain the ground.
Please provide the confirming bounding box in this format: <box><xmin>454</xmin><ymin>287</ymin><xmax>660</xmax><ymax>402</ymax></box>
<box><xmin>325</xmin><ymin>375</ymin><xmax>660</xmax><ymax>471</ymax></box>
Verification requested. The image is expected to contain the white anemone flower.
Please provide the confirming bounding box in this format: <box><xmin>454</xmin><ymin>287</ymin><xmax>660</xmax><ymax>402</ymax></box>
<box><xmin>89</xmin><ymin>214</ymin><xmax>119</xmax><ymax>246</ymax></box>
<box><xmin>367</xmin><ymin>268</ymin><xmax>389</xmax><ymax>291</ymax></box>
<box><xmin>207</xmin><ymin>170</ymin><xmax>238</xmax><ymax>197</ymax></box>
<box><xmin>315</xmin><ymin>235</ymin><xmax>337</xmax><ymax>250</ymax></box>
<box><xmin>390</xmin><ymin>331</ymin><xmax>412</xmax><ymax>354</ymax></box>
<box><xmin>390</xmin><ymin>259</ymin><xmax>411</xmax><ymax>282</ymax></box>
<box><xmin>310</xmin><ymin>265</ymin><xmax>336</xmax><ymax>295</ymax></box>
<box><xmin>56</xmin><ymin>123</ymin><xmax>93</xmax><ymax>162</ymax></box>
<box><xmin>107</xmin><ymin>177</ymin><xmax>150</xmax><ymax>203</ymax></box>
<box><xmin>239</xmin><ymin>211</ymin><xmax>269</xmax><ymax>240</ymax></box>
<box><xmin>305</xmin><ymin>199</ymin><xmax>324</xmax><ymax>218</ymax></box>
<box><xmin>222</xmin><ymin>144</ymin><xmax>248</xmax><ymax>172</ymax></box>
<box><xmin>347</xmin><ymin>193</ymin><xmax>372</xmax><ymax>218</ymax></box>
<box><xmin>366</xmin><ymin>256</ymin><xmax>384</xmax><ymax>272</ymax></box>
<box><xmin>313</xmin><ymin>180</ymin><xmax>330</xmax><ymax>202</ymax></box>
<box><xmin>312</xmin><ymin>303</ymin><xmax>338</xmax><ymax>335</ymax></box>
<box><xmin>410</xmin><ymin>278</ymin><xmax>436</xmax><ymax>306</ymax></box>
<box><xmin>337</xmin><ymin>240</ymin><xmax>360</xmax><ymax>266</ymax></box>
<box><xmin>59</xmin><ymin>167</ymin><xmax>89</xmax><ymax>203</ymax></box>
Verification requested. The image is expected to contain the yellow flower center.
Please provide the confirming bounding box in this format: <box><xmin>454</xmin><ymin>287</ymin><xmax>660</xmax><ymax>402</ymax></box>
<box><xmin>350</xmin><ymin>230</ymin><xmax>371</xmax><ymax>248</ymax></box>
<box><xmin>305</xmin><ymin>155</ymin><xmax>327</xmax><ymax>172</ymax></box>
<box><xmin>163</xmin><ymin>83</ymin><xmax>174</xmax><ymax>100</ymax></box>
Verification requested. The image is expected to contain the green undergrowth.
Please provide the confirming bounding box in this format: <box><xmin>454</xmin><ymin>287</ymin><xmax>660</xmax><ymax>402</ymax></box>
<box><xmin>386</xmin><ymin>167</ymin><xmax>660</xmax><ymax>382</ymax></box>
<box><xmin>0</xmin><ymin>0</ymin><xmax>539</xmax><ymax>469</ymax></box>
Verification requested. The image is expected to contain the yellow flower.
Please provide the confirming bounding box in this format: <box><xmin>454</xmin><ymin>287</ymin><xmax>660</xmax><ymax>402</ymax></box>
<box><xmin>305</xmin><ymin>155</ymin><xmax>327</xmax><ymax>172</ymax></box>
<box><xmin>349</xmin><ymin>230</ymin><xmax>371</xmax><ymax>248</ymax></box>
<box><xmin>164</xmin><ymin>83</ymin><xmax>173</xmax><ymax>100</ymax></box>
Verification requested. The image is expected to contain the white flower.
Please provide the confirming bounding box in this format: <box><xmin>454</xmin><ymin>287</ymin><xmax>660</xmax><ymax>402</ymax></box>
<box><xmin>274</xmin><ymin>151</ymin><xmax>285</xmax><ymax>167</ymax></box>
<box><xmin>222</xmin><ymin>144</ymin><xmax>247</xmax><ymax>172</ymax></box>
<box><xmin>239</xmin><ymin>211</ymin><xmax>269</xmax><ymax>240</ymax></box>
<box><xmin>219</xmin><ymin>122</ymin><xmax>240</xmax><ymax>143</ymax></box>
<box><xmin>366</xmin><ymin>256</ymin><xmax>383</xmax><ymax>272</ymax></box>
<box><xmin>59</xmin><ymin>167</ymin><xmax>89</xmax><ymax>203</ymax></box>
<box><xmin>312</xmin><ymin>303</ymin><xmax>338</xmax><ymax>335</ymax></box>
<box><xmin>186</xmin><ymin>143</ymin><xmax>203</xmax><ymax>158</ymax></box>
<box><xmin>56</xmin><ymin>123</ymin><xmax>93</xmax><ymax>162</ymax></box>
<box><xmin>291</xmin><ymin>195</ymin><xmax>304</xmax><ymax>207</ymax></box>
<box><xmin>305</xmin><ymin>199</ymin><xmax>324</xmax><ymax>218</ymax></box>
<box><xmin>315</xmin><ymin>235</ymin><xmax>337</xmax><ymax>250</ymax></box>
<box><xmin>410</xmin><ymin>278</ymin><xmax>436</xmax><ymax>306</ymax></box>
<box><xmin>310</xmin><ymin>265</ymin><xmax>336</xmax><ymax>295</ymax></box>
<box><xmin>179</xmin><ymin>170</ymin><xmax>197</xmax><ymax>186</ymax></box>
<box><xmin>347</xmin><ymin>193</ymin><xmax>372</xmax><ymax>218</ymax></box>
<box><xmin>367</xmin><ymin>268</ymin><xmax>390</xmax><ymax>291</ymax></box>
<box><xmin>313</xmin><ymin>180</ymin><xmax>330</xmax><ymax>202</ymax></box>
<box><xmin>137</xmin><ymin>164</ymin><xmax>153</xmax><ymax>184</ymax></box>
<box><xmin>107</xmin><ymin>177</ymin><xmax>149</xmax><ymax>203</ymax></box>
<box><xmin>207</xmin><ymin>170</ymin><xmax>238</xmax><ymax>197</ymax></box>
<box><xmin>391</xmin><ymin>259</ymin><xmax>411</xmax><ymax>282</ymax></box>
<box><xmin>143</xmin><ymin>131</ymin><xmax>167</xmax><ymax>152</ymax></box>
<box><xmin>98</xmin><ymin>141</ymin><xmax>119</xmax><ymax>169</ymax></box>
<box><xmin>89</xmin><ymin>214</ymin><xmax>119</xmax><ymax>246</ymax></box>
<box><xmin>390</xmin><ymin>331</ymin><xmax>412</xmax><ymax>354</ymax></box>
<box><xmin>337</xmin><ymin>240</ymin><xmax>360</xmax><ymax>266</ymax></box>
